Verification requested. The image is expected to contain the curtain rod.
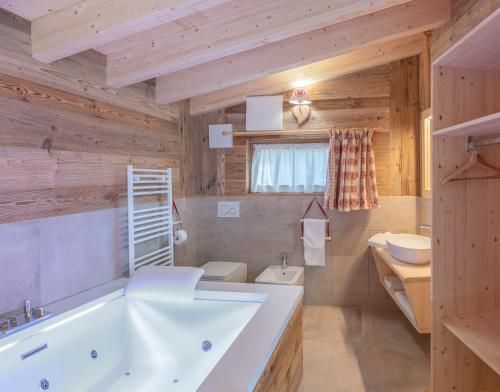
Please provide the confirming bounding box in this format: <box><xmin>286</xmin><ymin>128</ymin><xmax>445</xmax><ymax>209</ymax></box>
<box><xmin>223</xmin><ymin>128</ymin><xmax>388</xmax><ymax>138</ymax></box>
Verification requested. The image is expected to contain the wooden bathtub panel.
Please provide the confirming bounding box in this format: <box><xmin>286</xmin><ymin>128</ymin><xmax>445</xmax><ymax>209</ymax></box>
<box><xmin>253</xmin><ymin>301</ymin><xmax>303</xmax><ymax>392</ymax></box>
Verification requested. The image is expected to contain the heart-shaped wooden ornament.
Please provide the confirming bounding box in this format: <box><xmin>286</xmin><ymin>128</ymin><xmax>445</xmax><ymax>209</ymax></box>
<box><xmin>292</xmin><ymin>105</ymin><xmax>311</xmax><ymax>126</ymax></box>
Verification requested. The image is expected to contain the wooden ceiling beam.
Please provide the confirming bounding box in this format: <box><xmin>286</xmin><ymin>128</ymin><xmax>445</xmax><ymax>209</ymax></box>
<box><xmin>156</xmin><ymin>0</ymin><xmax>450</xmax><ymax>104</ymax></box>
<box><xmin>31</xmin><ymin>0</ymin><xmax>232</xmax><ymax>63</ymax></box>
<box><xmin>106</xmin><ymin>0</ymin><xmax>414</xmax><ymax>87</ymax></box>
<box><xmin>189</xmin><ymin>34</ymin><xmax>425</xmax><ymax>115</ymax></box>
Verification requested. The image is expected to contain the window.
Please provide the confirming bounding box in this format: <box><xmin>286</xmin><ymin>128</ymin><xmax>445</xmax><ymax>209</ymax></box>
<box><xmin>251</xmin><ymin>143</ymin><xmax>328</xmax><ymax>193</ymax></box>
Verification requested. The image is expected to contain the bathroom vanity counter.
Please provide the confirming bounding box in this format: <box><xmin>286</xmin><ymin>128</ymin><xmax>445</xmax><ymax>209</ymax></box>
<box><xmin>373</xmin><ymin>247</ymin><xmax>430</xmax><ymax>283</ymax></box>
<box><xmin>371</xmin><ymin>247</ymin><xmax>431</xmax><ymax>334</ymax></box>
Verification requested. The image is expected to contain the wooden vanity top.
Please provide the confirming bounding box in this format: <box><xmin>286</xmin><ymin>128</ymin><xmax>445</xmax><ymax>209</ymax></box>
<box><xmin>373</xmin><ymin>247</ymin><xmax>431</xmax><ymax>283</ymax></box>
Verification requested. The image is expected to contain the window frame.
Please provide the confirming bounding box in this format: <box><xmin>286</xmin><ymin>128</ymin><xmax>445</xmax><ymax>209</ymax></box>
<box><xmin>420</xmin><ymin>108</ymin><xmax>432</xmax><ymax>199</ymax></box>
<box><xmin>248</xmin><ymin>138</ymin><xmax>329</xmax><ymax>196</ymax></box>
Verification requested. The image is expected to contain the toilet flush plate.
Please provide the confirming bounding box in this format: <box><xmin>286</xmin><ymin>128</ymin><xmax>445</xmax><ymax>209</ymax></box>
<box><xmin>218</xmin><ymin>201</ymin><xmax>240</xmax><ymax>218</ymax></box>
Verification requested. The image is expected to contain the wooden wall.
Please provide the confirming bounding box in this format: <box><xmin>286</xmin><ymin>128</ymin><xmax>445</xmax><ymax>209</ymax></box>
<box><xmin>178</xmin><ymin>100</ymin><xmax>225</xmax><ymax>197</ymax></box>
<box><xmin>0</xmin><ymin>73</ymin><xmax>180</xmax><ymax>224</ymax></box>
<box><xmin>194</xmin><ymin>57</ymin><xmax>421</xmax><ymax>197</ymax></box>
<box><xmin>0</xmin><ymin>9</ymin><xmax>189</xmax><ymax>225</ymax></box>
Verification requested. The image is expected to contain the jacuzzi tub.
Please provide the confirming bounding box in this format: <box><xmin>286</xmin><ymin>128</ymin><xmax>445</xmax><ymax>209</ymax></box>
<box><xmin>0</xmin><ymin>278</ymin><xmax>303</xmax><ymax>391</ymax></box>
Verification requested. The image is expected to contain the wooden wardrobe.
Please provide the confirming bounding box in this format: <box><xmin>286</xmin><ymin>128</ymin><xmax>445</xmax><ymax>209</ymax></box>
<box><xmin>432</xmin><ymin>8</ymin><xmax>500</xmax><ymax>392</ymax></box>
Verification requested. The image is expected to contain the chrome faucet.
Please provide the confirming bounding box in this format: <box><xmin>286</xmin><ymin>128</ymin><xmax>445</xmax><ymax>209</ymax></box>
<box><xmin>281</xmin><ymin>252</ymin><xmax>288</xmax><ymax>271</ymax></box>
<box><xmin>24</xmin><ymin>299</ymin><xmax>32</xmax><ymax>322</ymax></box>
<box><xmin>0</xmin><ymin>300</ymin><xmax>50</xmax><ymax>339</ymax></box>
<box><xmin>420</xmin><ymin>223</ymin><xmax>431</xmax><ymax>229</ymax></box>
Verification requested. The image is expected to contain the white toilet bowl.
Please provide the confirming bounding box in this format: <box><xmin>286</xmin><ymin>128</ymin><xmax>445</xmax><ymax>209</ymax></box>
<box><xmin>199</xmin><ymin>261</ymin><xmax>247</xmax><ymax>283</ymax></box>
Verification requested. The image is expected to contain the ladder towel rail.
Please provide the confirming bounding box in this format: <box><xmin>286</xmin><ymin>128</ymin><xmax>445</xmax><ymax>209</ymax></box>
<box><xmin>128</xmin><ymin>165</ymin><xmax>174</xmax><ymax>275</ymax></box>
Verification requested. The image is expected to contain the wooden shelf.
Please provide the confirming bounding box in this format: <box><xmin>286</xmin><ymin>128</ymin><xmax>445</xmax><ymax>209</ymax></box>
<box><xmin>433</xmin><ymin>8</ymin><xmax>500</xmax><ymax>70</ymax></box>
<box><xmin>371</xmin><ymin>247</ymin><xmax>431</xmax><ymax>334</ymax></box>
<box><xmin>381</xmin><ymin>280</ymin><xmax>417</xmax><ymax>327</ymax></box>
<box><xmin>372</xmin><ymin>247</ymin><xmax>430</xmax><ymax>283</ymax></box>
<box><xmin>433</xmin><ymin>112</ymin><xmax>500</xmax><ymax>137</ymax></box>
<box><xmin>226</xmin><ymin>128</ymin><xmax>389</xmax><ymax>138</ymax></box>
<box><xmin>443</xmin><ymin>309</ymin><xmax>500</xmax><ymax>376</ymax></box>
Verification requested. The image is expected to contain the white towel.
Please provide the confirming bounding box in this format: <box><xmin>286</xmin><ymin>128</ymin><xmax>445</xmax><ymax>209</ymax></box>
<box><xmin>126</xmin><ymin>266</ymin><xmax>204</xmax><ymax>302</ymax></box>
<box><xmin>303</xmin><ymin>219</ymin><xmax>327</xmax><ymax>266</ymax></box>
<box><xmin>383</xmin><ymin>276</ymin><xmax>404</xmax><ymax>291</ymax></box>
<box><xmin>394</xmin><ymin>291</ymin><xmax>415</xmax><ymax>321</ymax></box>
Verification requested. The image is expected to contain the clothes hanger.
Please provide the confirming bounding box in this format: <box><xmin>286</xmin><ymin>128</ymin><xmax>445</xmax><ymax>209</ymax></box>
<box><xmin>441</xmin><ymin>150</ymin><xmax>500</xmax><ymax>185</ymax></box>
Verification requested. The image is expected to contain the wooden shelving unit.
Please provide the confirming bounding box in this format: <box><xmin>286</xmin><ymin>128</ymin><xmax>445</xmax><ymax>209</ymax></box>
<box><xmin>433</xmin><ymin>112</ymin><xmax>500</xmax><ymax>137</ymax></box>
<box><xmin>226</xmin><ymin>128</ymin><xmax>389</xmax><ymax>138</ymax></box>
<box><xmin>371</xmin><ymin>248</ymin><xmax>431</xmax><ymax>334</ymax></box>
<box><xmin>432</xmin><ymin>5</ymin><xmax>500</xmax><ymax>391</ymax></box>
<box><xmin>433</xmin><ymin>8</ymin><xmax>500</xmax><ymax>70</ymax></box>
<box><xmin>443</xmin><ymin>309</ymin><xmax>500</xmax><ymax>376</ymax></box>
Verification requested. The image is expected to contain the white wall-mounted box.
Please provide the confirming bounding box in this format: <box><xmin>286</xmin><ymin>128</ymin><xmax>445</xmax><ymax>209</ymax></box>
<box><xmin>209</xmin><ymin>124</ymin><xmax>233</xmax><ymax>148</ymax></box>
<box><xmin>245</xmin><ymin>96</ymin><xmax>283</xmax><ymax>131</ymax></box>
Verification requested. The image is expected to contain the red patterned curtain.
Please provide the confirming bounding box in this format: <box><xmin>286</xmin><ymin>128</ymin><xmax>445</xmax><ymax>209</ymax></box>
<box><xmin>323</xmin><ymin>128</ymin><xmax>380</xmax><ymax>212</ymax></box>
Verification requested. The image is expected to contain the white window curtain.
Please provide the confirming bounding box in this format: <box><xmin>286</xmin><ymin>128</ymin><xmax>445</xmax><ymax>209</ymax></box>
<box><xmin>251</xmin><ymin>143</ymin><xmax>328</xmax><ymax>193</ymax></box>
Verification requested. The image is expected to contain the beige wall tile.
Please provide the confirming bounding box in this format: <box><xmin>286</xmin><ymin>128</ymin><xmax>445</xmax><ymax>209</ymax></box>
<box><xmin>175</xmin><ymin>195</ymin><xmax>421</xmax><ymax>309</ymax></box>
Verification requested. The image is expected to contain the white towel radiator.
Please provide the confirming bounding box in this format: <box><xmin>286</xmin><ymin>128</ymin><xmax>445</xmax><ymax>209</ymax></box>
<box><xmin>127</xmin><ymin>166</ymin><xmax>174</xmax><ymax>275</ymax></box>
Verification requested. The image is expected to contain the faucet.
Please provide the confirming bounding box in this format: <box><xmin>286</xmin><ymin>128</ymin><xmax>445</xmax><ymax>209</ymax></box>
<box><xmin>0</xmin><ymin>300</ymin><xmax>50</xmax><ymax>338</ymax></box>
<box><xmin>420</xmin><ymin>223</ymin><xmax>431</xmax><ymax>229</ymax></box>
<box><xmin>281</xmin><ymin>252</ymin><xmax>288</xmax><ymax>271</ymax></box>
<box><xmin>24</xmin><ymin>299</ymin><xmax>32</xmax><ymax>322</ymax></box>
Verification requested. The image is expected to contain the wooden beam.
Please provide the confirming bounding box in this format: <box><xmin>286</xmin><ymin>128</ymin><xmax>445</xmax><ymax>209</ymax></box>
<box><xmin>0</xmin><ymin>8</ymin><xmax>177</xmax><ymax>121</ymax></box>
<box><xmin>0</xmin><ymin>0</ymin><xmax>82</xmax><ymax>20</ymax></box>
<box><xmin>157</xmin><ymin>0</ymin><xmax>449</xmax><ymax>104</ymax></box>
<box><xmin>31</xmin><ymin>0</ymin><xmax>232</xmax><ymax>62</ymax></box>
<box><xmin>189</xmin><ymin>34</ymin><xmax>425</xmax><ymax>115</ymax></box>
<box><xmin>106</xmin><ymin>0</ymin><xmax>414</xmax><ymax>87</ymax></box>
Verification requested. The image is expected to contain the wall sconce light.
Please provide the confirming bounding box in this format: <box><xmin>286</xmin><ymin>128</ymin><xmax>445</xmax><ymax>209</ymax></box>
<box><xmin>289</xmin><ymin>87</ymin><xmax>311</xmax><ymax>126</ymax></box>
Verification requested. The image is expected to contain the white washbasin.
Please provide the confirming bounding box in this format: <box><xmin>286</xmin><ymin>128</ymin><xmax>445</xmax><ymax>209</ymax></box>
<box><xmin>255</xmin><ymin>265</ymin><xmax>304</xmax><ymax>286</ymax></box>
<box><xmin>385</xmin><ymin>233</ymin><xmax>431</xmax><ymax>265</ymax></box>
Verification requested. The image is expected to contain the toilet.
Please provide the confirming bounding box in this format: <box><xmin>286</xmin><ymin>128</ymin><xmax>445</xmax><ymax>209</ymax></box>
<box><xmin>199</xmin><ymin>261</ymin><xmax>247</xmax><ymax>283</ymax></box>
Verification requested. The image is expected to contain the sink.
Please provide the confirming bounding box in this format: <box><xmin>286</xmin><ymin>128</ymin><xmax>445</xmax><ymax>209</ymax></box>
<box><xmin>385</xmin><ymin>233</ymin><xmax>431</xmax><ymax>265</ymax></box>
<box><xmin>255</xmin><ymin>266</ymin><xmax>304</xmax><ymax>286</ymax></box>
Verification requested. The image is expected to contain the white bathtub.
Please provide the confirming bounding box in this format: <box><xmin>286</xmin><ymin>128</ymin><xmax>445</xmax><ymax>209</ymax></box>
<box><xmin>0</xmin><ymin>279</ymin><xmax>303</xmax><ymax>391</ymax></box>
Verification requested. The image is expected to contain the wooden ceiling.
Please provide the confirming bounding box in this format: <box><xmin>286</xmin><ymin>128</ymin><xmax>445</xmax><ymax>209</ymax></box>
<box><xmin>0</xmin><ymin>0</ymin><xmax>451</xmax><ymax>114</ymax></box>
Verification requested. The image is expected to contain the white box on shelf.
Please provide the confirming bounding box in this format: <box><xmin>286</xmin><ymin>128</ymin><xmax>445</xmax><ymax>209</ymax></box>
<box><xmin>217</xmin><ymin>201</ymin><xmax>240</xmax><ymax>218</ymax></box>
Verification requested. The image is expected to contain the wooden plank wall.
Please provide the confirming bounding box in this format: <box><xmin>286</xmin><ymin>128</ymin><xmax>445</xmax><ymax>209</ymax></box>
<box><xmin>0</xmin><ymin>73</ymin><xmax>180</xmax><ymax>224</ymax></box>
<box><xmin>390</xmin><ymin>56</ymin><xmax>421</xmax><ymax>196</ymax></box>
<box><xmin>204</xmin><ymin>58</ymin><xmax>420</xmax><ymax>197</ymax></box>
<box><xmin>0</xmin><ymin>8</ymin><xmax>185</xmax><ymax>225</ymax></box>
<box><xmin>178</xmin><ymin>100</ymin><xmax>221</xmax><ymax>197</ymax></box>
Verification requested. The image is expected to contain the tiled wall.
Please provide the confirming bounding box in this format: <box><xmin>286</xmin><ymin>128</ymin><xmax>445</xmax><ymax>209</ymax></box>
<box><xmin>0</xmin><ymin>209</ymin><xmax>126</xmax><ymax>314</ymax></box>
<box><xmin>1</xmin><ymin>195</ymin><xmax>425</xmax><ymax>314</ymax></box>
<box><xmin>176</xmin><ymin>195</ymin><xmax>423</xmax><ymax>308</ymax></box>
<box><xmin>0</xmin><ymin>199</ymin><xmax>197</xmax><ymax>315</ymax></box>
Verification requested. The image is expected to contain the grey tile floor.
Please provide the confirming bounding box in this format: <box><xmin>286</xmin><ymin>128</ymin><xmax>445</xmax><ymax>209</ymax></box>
<box><xmin>298</xmin><ymin>306</ymin><xmax>430</xmax><ymax>392</ymax></box>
